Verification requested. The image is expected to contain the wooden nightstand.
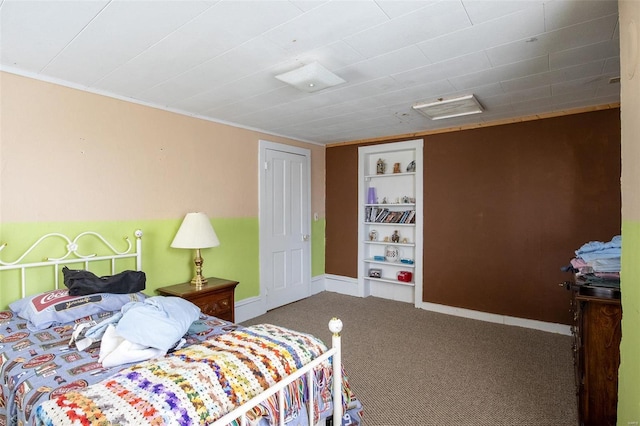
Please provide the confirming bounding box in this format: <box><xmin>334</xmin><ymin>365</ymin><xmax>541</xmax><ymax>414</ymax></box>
<box><xmin>156</xmin><ymin>277</ymin><xmax>239</xmax><ymax>322</ymax></box>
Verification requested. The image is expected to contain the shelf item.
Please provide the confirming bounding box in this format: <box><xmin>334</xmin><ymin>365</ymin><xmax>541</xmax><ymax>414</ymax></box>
<box><xmin>397</xmin><ymin>270</ymin><xmax>412</xmax><ymax>282</ymax></box>
<box><xmin>367</xmin><ymin>187</ymin><xmax>377</xmax><ymax>204</ymax></box>
<box><xmin>384</xmin><ymin>245</ymin><xmax>400</xmax><ymax>262</ymax></box>
<box><xmin>358</xmin><ymin>139</ymin><xmax>423</xmax><ymax>304</ymax></box>
<box><xmin>365</xmin><ymin>206</ymin><xmax>415</xmax><ymax>224</ymax></box>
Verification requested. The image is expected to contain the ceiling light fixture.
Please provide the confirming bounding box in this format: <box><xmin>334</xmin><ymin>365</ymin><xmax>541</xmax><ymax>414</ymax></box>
<box><xmin>412</xmin><ymin>94</ymin><xmax>484</xmax><ymax>120</ymax></box>
<box><xmin>275</xmin><ymin>61</ymin><xmax>346</xmax><ymax>93</ymax></box>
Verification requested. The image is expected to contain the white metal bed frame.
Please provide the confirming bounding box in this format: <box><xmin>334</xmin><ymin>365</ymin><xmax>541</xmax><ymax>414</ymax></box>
<box><xmin>0</xmin><ymin>229</ymin><xmax>345</xmax><ymax>426</ymax></box>
<box><xmin>214</xmin><ymin>318</ymin><xmax>344</xmax><ymax>426</ymax></box>
<box><xmin>0</xmin><ymin>230</ymin><xmax>143</xmax><ymax>298</ymax></box>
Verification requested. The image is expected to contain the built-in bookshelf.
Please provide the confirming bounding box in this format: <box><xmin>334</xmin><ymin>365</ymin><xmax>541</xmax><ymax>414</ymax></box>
<box><xmin>358</xmin><ymin>139</ymin><xmax>423</xmax><ymax>304</ymax></box>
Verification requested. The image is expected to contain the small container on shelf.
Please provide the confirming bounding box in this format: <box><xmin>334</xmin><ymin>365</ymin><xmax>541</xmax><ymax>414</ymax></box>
<box><xmin>367</xmin><ymin>187</ymin><xmax>377</xmax><ymax>204</ymax></box>
<box><xmin>384</xmin><ymin>245</ymin><xmax>400</xmax><ymax>262</ymax></box>
<box><xmin>397</xmin><ymin>271</ymin><xmax>413</xmax><ymax>282</ymax></box>
<box><xmin>369</xmin><ymin>268</ymin><xmax>382</xmax><ymax>278</ymax></box>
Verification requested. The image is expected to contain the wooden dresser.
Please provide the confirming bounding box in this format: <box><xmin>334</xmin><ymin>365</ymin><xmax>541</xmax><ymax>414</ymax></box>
<box><xmin>157</xmin><ymin>277</ymin><xmax>239</xmax><ymax>322</ymax></box>
<box><xmin>566</xmin><ymin>276</ymin><xmax>621</xmax><ymax>426</ymax></box>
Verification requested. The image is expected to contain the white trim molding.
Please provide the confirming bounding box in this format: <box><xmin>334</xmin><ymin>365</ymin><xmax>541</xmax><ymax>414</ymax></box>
<box><xmin>236</xmin><ymin>275</ymin><xmax>329</xmax><ymax>323</ymax></box>
<box><xmin>237</xmin><ymin>274</ymin><xmax>572</xmax><ymax>336</ymax></box>
<box><xmin>234</xmin><ymin>295</ymin><xmax>264</xmax><ymax>324</ymax></box>
<box><xmin>322</xmin><ymin>274</ymin><xmax>572</xmax><ymax>335</ymax></box>
<box><xmin>416</xmin><ymin>301</ymin><xmax>572</xmax><ymax>335</ymax></box>
<box><xmin>311</xmin><ymin>275</ymin><xmax>325</xmax><ymax>295</ymax></box>
<box><xmin>324</xmin><ymin>274</ymin><xmax>360</xmax><ymax>297</ymax></box>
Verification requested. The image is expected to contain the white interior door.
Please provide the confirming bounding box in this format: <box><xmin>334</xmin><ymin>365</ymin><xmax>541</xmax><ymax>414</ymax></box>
<box><xmin>259</xmin><ymin>141</ymin><xmax>311</xmax><ymax>311</ymax></box>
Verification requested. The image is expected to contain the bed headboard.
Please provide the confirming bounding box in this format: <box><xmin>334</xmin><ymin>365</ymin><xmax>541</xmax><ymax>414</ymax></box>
<box><xmin>0</xmin><ymin>230</ymin><xmax>143</xmax><ymax>298</ymax></box>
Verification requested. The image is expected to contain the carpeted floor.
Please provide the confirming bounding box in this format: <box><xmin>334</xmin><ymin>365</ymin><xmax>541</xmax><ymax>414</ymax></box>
<box><xmin>242</xmin><ymin>291</ymin><xmax>578</xmax><ymax>426</ymax></box>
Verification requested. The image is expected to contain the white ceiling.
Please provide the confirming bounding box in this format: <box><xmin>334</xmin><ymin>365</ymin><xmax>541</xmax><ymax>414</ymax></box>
<box><xmin>0</xmin><ymin>0</ymin><xmax>620</xmax><ymax>145</ymax></box>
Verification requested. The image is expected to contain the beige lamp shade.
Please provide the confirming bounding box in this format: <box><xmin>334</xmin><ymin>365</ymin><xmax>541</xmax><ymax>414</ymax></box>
<box><xmin>171</xmin><ymin>212</ymin><xmax>219</xmax><ymax>249</ymax></box>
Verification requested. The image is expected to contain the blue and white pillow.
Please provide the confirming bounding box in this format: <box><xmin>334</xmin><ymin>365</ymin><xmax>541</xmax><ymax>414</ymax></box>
<box><xmin>9</xmin><ymin>289</ymin><xmax>146</xmax><ymax>330</ymax></box>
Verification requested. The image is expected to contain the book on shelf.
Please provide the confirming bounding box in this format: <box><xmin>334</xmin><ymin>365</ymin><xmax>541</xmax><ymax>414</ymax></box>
<box><xmin>384</xmin><ymin>211</ymin><xmax>397</xmax><ymax>223</ymax></box>
<box><xmin>365</xmin><ymin>207</ymin><xmax>416</xmax><ymax>224</ymax></box>
<box><xmin>365</xmin><ymin>206</ymin><xmax>379</xmax><ymax>222</ymax></box>
<box><xmin>375</xmin><ymin>208</ymin><xmax>389</xmax><ymax>222</ymax></box>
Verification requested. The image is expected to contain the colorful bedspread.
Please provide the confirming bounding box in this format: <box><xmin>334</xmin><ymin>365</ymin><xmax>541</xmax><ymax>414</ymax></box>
<box><xmin>0</xmin><ymin>310</ymin><xmax>237</xmax><ymax>426</ymax></box>
<box><xmin>34</xmin><ymin>324</ymin><xmax>358</xmax><ymax>426</ymax></box>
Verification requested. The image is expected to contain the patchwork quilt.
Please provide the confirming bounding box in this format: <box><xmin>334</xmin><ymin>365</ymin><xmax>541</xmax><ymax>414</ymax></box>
<box><xmin>33</xmin><ymin>324</ymin><xmax>359</xmax><ymax>426</ymax></box>
<box><xmin>0</xmin><ymin>310</ymin><xmax>237</xmax><ymax>426</ymax></box>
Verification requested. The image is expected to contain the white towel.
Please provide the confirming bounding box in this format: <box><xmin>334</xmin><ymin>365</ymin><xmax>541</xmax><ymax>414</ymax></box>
<box><xmin>98</xmin><ymin>324</ymin><xmax>165</xmax><ymax>368</ymax></box>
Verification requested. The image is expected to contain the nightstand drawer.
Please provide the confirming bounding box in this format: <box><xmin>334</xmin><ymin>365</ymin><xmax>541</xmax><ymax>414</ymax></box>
<box><xmin>156</xmin><ymin>277</ymin><xmax>239</xmax><ymax>323</ymax></box>
<box><xmin>192</xmin><ymin>293</ymin><xmax>232</xmax><ymax>318</ymax></box>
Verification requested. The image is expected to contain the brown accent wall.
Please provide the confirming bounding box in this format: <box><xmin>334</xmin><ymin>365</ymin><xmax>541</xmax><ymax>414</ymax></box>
<box><xmin>325</xmin><ymin>146</ymin><xmax>359</xmax><ymax>276</ymax></box>
<box><xmin>326</xmin><ymin>109</ymin><xmax>621</xmax><ymax>324</ymax></box>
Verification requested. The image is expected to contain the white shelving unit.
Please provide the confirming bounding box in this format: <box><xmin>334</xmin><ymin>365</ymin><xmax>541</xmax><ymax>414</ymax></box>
<box><xmin>358</xmin><ymin>139</ymin><xmax>423</xmax><ymax>304</ymax></box>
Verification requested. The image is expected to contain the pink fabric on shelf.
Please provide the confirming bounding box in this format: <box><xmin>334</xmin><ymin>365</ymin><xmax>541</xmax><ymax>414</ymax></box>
<box><xmin>570</xmin><ymin>257</ymin><xmax>620</xmax><ymax>277</ymax></box>
<box><xmin>570</xmin><ymin>257</ymin><xmax>588</xmax><ymax>269</ymax></box>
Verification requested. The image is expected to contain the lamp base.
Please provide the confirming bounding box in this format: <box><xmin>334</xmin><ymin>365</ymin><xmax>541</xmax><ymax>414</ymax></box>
<box><xmin>190</xmin><ymin>275</ymin><xmax>208</xmax><ymax>289</ymax></box>
<box><xmin>190</xmin><ymin>248</ymin><xmax>208</xmax><ymax>289</ymax></box>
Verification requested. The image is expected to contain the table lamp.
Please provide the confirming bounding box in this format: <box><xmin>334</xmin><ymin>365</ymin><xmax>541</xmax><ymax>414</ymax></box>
<box><xmin>171</xmin><ymin>212</ymin><xmax>220</xmax><ymax>288</ymax></box>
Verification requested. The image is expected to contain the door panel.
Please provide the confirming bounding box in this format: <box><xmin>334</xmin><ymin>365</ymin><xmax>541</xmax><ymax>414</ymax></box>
<box><xmin>260</xmin><ymin>142</ymin><xmax>311</xmax><ymax>311</ymax></box>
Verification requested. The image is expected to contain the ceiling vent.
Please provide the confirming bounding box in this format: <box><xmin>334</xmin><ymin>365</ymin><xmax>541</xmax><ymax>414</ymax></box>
<box><xmin>275</xmin><ymin>62</ymin><xmax>346</xmax><ymax>93</ymax></box>
<box><xmin>413</xmin><ymin>94</ymin><xmax>484</xmax><ymax>120</ymax></box>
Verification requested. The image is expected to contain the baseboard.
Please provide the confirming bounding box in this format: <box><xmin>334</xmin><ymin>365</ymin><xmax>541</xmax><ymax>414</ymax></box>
<box><xmin>234</xmin><ymin>295</ymin><xmax>265</xmax><ymax>324</ymax></box>
<box><xmin>417</xmin><ymin>301</ymin><xmax>572</xmax><ymax>335</ymax></box>
<box><xmin>235</xmin><ymin>275</ymin><xmax>329</xmax><ymax>323</ymax></box>
<box><xmin>323</xmin><ymin>274</ymin><xmax>360</xmax><ymax>297</ymax></box>
<box><xmin>235</xmin><ymin>275</ymin><xmax>571</xmax><ymax>336</ymax></box>
<box><xmin>311</xmin><ymin>275</ymin><xmax>325</xmax><ymax>295</ymax></box>
<box><xmin>320</xmin><ymin>274</ymin><xmax>572</xmax><ymax>335</ymax></box>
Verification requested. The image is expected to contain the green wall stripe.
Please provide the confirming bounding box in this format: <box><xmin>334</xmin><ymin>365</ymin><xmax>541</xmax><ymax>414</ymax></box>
<box><xmin>619</xmin><ymin>220</ymin><xmax>640</xmax><ymax>423</ymax></box>
<box><xmin>312</xmin><ymin>218</ymin><xmax>326</xmax><ymax>276</ymax></box>
<box><xmin>0</xmin><ymin>218</ymin><xmax>327</xmax><ymax>309</ymax></box>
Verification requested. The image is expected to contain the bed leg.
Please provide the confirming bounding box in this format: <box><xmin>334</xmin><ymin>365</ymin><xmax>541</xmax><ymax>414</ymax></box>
<box><xmin>329</xmin><ymin>318</ymin><xmax>343</xmax><ymax>426</ymax></box>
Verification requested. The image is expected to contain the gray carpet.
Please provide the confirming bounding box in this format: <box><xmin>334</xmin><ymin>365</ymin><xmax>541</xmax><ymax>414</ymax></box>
<box><xmin>242</xmin><ymin>291</ymin><xmax>578</xmax><ymax>426</ymax></box>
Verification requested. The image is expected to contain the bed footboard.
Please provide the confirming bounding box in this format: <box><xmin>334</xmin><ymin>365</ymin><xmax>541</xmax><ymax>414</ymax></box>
<box><xmin>214</xmin><ymin>318</ymin><xmax>344</xmax><ymax>426</ymax></box>
<box><xmin>33</xmin><ymin>318</ymin><xmax>352</xmax><ymax>426</ymax></box>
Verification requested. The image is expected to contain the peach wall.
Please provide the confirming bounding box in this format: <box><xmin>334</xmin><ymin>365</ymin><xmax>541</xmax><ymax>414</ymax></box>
<box><xmin>0</xmin><ymin>72</ymin><xmax>325</xmax><ymax>223</ymax></box>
